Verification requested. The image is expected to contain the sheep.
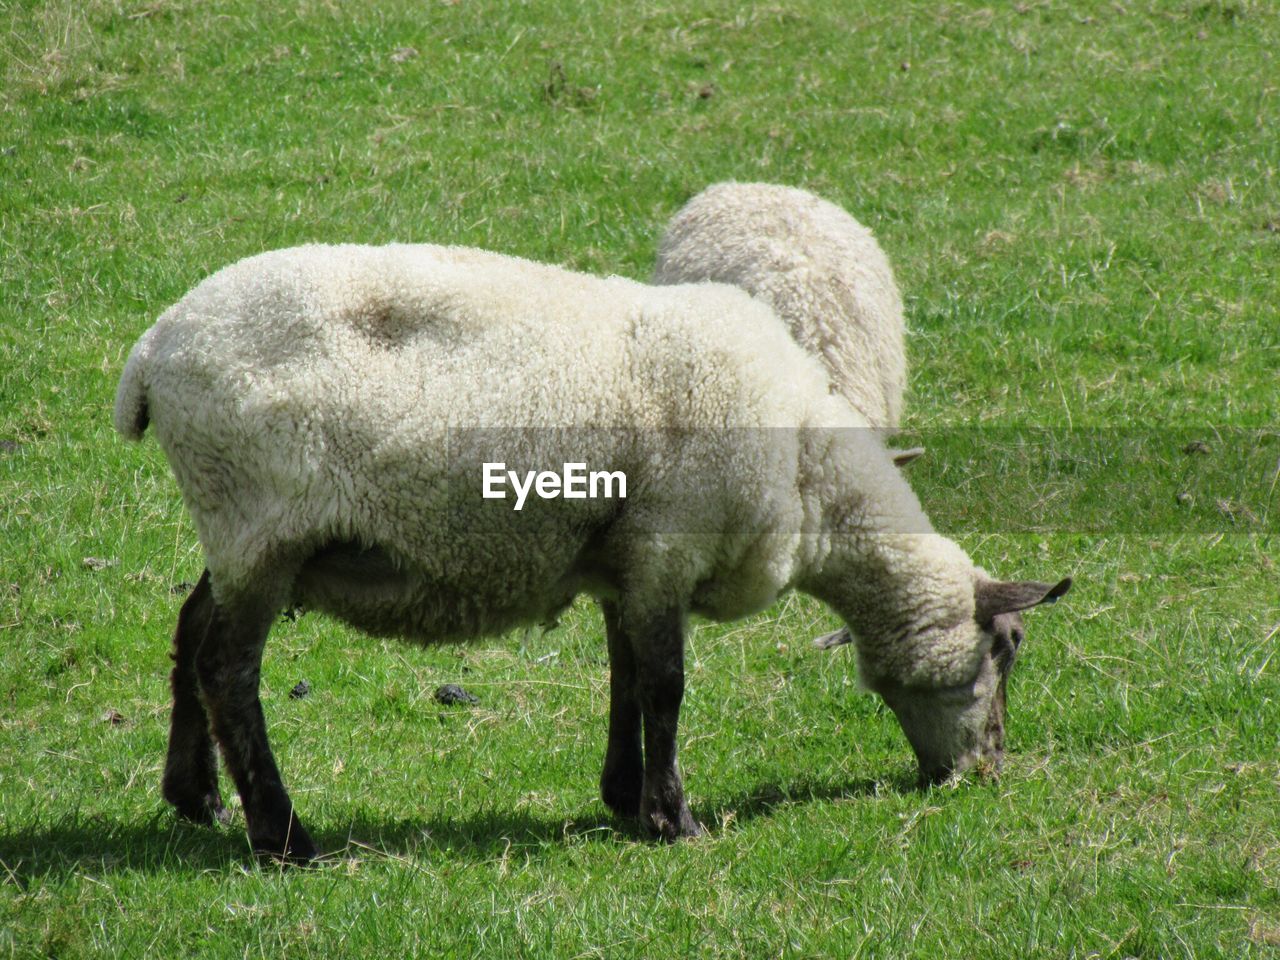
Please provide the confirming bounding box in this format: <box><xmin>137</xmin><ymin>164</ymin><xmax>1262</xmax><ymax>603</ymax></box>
<box><xmin>115</xmin><ymin>242</ymin><xmax>1070</xmax><ymax>861</ymax></box>
<box><xmin>654</xmin><ymin>182</ymin><xmax>909</xmax><ymax>436</ymax></box>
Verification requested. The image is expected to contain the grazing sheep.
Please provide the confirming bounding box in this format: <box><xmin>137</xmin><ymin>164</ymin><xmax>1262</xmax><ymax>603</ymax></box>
<box><xmin>115</xmin><ymin>242</ymin><xmax>1069</xmax><ymax>862</ymax></box>
<box><xmin>655</xmin><ymin>181</ymin><xmax>908</xmax><ymax>432</ymax></box>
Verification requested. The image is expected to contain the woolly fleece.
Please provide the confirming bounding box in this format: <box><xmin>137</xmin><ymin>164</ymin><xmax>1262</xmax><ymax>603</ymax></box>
<box><xmin>655</xmin><ymin>182</ymin><xmax>907</xmax><ymax>429</ymax></box>
<box><xmin>116</xmin><ymin>243</ymin><xmax>988</xmax><ymax>690</ymax></box>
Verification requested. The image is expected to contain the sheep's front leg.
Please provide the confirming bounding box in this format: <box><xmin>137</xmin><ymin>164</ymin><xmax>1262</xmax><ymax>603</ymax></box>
<box><xmin>629</xmin><ymin>605</ymin><xmax>701</xmax><ymax>841</ymax></box>
<box><xmin>195</xmin><ymin>597</ymin><xmax>317</xmax><ymax>863</ymax></box>
<box><xmin>161</xmin><ymin>570</ymin><xmax>228</xmax><ymax>826</ymax></box>
<box><xmin>600</xmin><ymin>600</ymin><xmax>643</xmax><ymax>817</ymax></box>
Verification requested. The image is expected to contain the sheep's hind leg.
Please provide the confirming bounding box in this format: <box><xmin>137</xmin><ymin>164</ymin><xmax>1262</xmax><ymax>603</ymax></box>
<box><xmin>161</xmin><ymin>570</ymin><xmax>228</xmax><ymax>826</ymax></box>
<box><xmin>195</xmin><ymin>590</ymin><xmax>318</xmax><ymax>864</ymax></box>
<box><xmin>628</xmin><ymin>605</ymin><xmax>701</xmax><ymax>841</ymax></box>
<box><xmin>600</xmin><ymin>600</ymin><xmax>643</xmax><ymax>818</ymax></box>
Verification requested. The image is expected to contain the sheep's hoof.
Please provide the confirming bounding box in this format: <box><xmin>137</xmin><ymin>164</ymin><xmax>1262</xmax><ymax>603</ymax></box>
<box><xmin>600</xmin><ymin>768</ymin><xmax>643</xmax><ymax>819</ymax></box>
<box><xmin>641</xmin><ymin>801</ymin><xmax>702</xmax><ymax>842</ymax></box>
<box><xmin>250</xmin><ymin>816</ymin><xmax>319</xmax><ymax>866</ymax></box>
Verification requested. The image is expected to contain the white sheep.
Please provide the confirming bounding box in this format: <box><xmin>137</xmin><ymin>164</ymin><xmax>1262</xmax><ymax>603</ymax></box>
<box><xmin>115</xmin><ymin>242</ymin><xmax>1069</xmax><ymax>861</ymax></box>
<box><xmin>655</xmin><ymin>181</ymin><xmax>909</xmax><ymax>434</ymax></box>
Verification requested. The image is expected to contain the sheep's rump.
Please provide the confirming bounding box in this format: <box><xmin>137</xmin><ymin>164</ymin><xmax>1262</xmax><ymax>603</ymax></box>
<box><xmin>655</xmin><ymin>182</ymin><xmax>907</xmax><ymax>429</ymax></box>
<box><xmin>116</xmin><ymin>243</ymin><xmax>847</xmax><ymax>635</ymax></box>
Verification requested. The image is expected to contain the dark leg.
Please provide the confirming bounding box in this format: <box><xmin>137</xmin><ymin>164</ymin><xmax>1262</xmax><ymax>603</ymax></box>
<box><xmin>195</xmin><ymin>593</ymin><xmax>317</xmax><ymax>863</ymax></box>
<box><xmin>629</xmin><ymin>605</ymin><xmax>701</xmax><ymax>841</ymax></box>
<box><xmin>600</xmin><ymin>600</ymin><xmax>643</xmax><ymax>817</ymax></box>
<box><xmin>161</xmin><ymin>570</ymin><xmax>228</xmax><ymax>825</ymax></box>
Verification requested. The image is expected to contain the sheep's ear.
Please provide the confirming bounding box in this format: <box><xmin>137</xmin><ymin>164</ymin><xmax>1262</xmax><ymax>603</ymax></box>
<box><xmin>891</xmin><ymin>446</ymin><xmax>925</xmax><ymax>467</ymax></box>
<box><xmin>813</xmin><ymin>627</ymin><xmax>853</xmax><ymax>649</ymax></box>
<box><xmin>974</xmin><ymin>577</ymin><xmax>1072</xmax><ymax>625</ymax></box>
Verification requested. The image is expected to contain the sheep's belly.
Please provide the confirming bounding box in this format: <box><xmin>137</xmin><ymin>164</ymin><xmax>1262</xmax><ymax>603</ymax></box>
<box><xmin>292</xmin><ymin>540</ymin><xmax>581</xmax><ymax>643</ymax></box>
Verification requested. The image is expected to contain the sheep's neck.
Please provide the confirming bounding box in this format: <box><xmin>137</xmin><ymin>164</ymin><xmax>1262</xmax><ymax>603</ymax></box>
<box><xmin>800</xmin><ymin>433</ymin><xmax>974</xmax><ymax>644</ymax></box>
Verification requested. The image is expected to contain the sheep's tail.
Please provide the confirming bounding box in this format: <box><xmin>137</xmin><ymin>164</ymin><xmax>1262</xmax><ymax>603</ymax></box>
<box><xmin>113</xmin><ymin>328</ymin><xmax>155</xmax><ymax>440</ymax></box>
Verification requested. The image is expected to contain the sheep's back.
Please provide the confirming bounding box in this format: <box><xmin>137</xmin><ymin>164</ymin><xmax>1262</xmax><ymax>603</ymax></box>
<box><xmin>655</xmin><ymin>182</ymin><xmax>906</xmax><ymax>429</ymax></box>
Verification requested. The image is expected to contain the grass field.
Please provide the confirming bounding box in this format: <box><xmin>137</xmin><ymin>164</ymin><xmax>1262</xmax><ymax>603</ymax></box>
<box><xmin>2</xmin><ymin>0</ymin><xmax>1277</xmax><ymax>956</ymax></box>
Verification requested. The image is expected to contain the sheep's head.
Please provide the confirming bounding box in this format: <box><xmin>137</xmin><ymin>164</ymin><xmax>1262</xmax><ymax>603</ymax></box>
<box><xmin>815</xmin><ymin>576</ymin><xmax>1071</xmax><ymax>785</ymax></box>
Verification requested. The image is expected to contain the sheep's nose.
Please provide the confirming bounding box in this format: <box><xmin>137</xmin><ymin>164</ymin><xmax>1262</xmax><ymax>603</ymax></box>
<box><xmin>918</xmin><ymin>748</ymin><xmax>997</xmax><ymax>786</ymax></box>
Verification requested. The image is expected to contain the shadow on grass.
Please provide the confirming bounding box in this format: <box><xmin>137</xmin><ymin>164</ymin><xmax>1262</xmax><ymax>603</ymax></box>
<box><xmin>691</xmin><ymin>770</ymin><xmax>918</xmax><ymax>829</ymax></box>
<box><xmin>319</xmin><ymin>771</ymin><xmax>913</xmax><ymax>861</ymax></box>
<box><xmin>0</xmin><ymin>771</ymin><xmax>918</xmax><ymax>881</ymax></box>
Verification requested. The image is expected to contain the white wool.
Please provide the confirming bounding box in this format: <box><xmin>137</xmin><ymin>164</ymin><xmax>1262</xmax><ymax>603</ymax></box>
<box><xmin>116</xmin><ymin>243</ymin><xmax>983</xmax><ymax>689</ymax></box>
<box><xmin>654</xmin><ymin>182</ymin><xmax>907</xmax><ymax>429</ymax></box>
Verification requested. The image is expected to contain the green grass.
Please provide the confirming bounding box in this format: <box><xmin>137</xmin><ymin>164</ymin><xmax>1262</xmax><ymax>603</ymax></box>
<box><xmin>1</xmin><ymin>0</ymin><xmax>1277</xmax><ymax>956</ymax></box>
